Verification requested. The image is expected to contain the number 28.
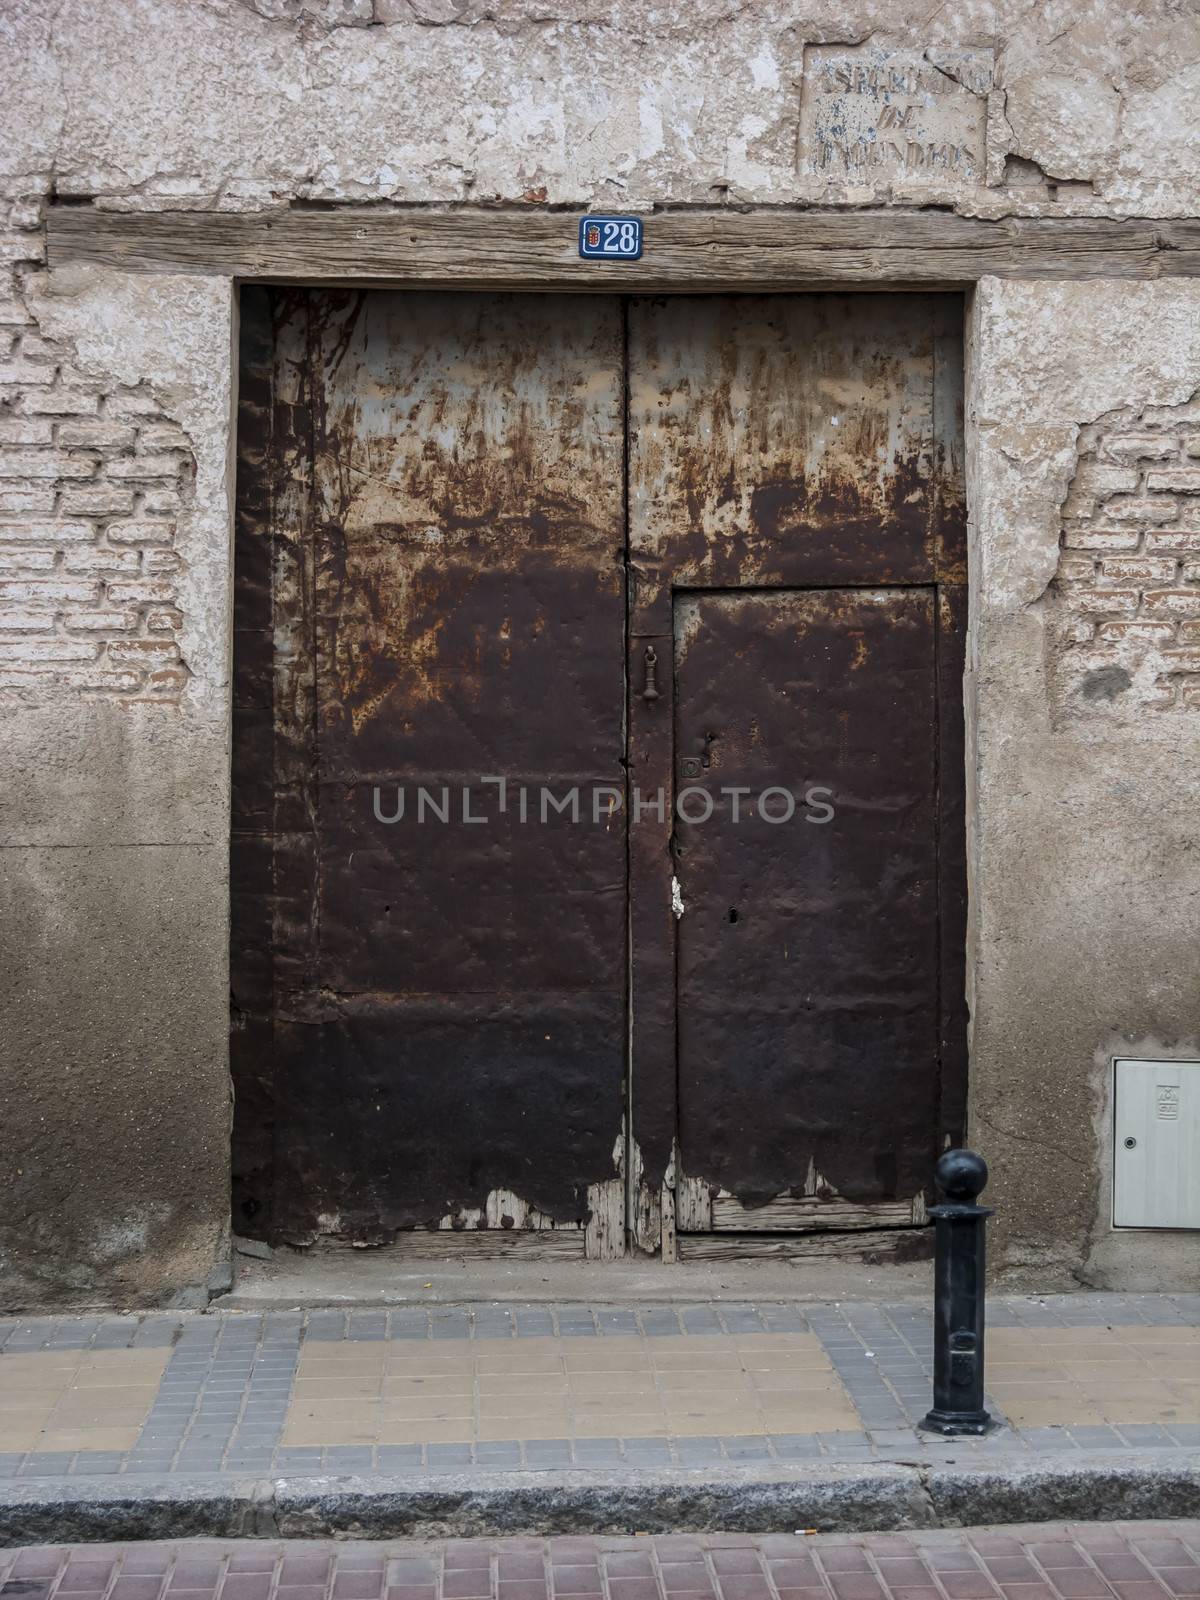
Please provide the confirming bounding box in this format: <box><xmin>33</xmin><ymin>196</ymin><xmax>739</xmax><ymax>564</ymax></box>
<box><xmin>602</xmin><ymin>221</ymin><xmax>638</xmax><ymax>253</ymax></box>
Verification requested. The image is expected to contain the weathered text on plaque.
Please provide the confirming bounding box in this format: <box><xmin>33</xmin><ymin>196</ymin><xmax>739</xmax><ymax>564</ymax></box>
<box><xmin>799</xmin><ymin>44</ymin><xmax>991</xmax><ymax>191</ymax></box>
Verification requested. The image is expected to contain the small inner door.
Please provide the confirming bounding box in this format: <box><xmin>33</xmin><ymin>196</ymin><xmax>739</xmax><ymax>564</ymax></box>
<box><xmin>673</xmin><ymin>587</ymin><xmax>942</xmax><ymax>1229</ymax></box>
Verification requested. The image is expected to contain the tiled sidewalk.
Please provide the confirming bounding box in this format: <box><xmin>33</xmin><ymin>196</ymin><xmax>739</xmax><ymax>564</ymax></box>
<box><xmin>2</xmin><ymin>1524</ymin><xmax>1200</xmax><ymax>1600</ymax></box>
<box><xmin>0</xmin><ymin>1295</ymin><xmax>1198</xmax><ymax>1480</ymax></box>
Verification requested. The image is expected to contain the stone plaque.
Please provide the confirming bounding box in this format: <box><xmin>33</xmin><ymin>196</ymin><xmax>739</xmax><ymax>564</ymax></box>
<box><xmin>799</xmin><ymin>44</ymin><xmax>991</xmax><ymax>191</ymax></box>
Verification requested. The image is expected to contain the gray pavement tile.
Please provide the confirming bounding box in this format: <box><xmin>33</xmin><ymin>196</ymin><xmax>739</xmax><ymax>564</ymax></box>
<box><xmin>1116</xmin><ymin>1423</ymin><xmax>1175</xmax><ymax>1446</ymax></box>
<box><xmin>640</xmin><ymin>1311</ymin><xmax>684</xmax><ymax>1336</ymax></box>
<box><xmin>722</xmin><ymin>1438</ymin><xmax>772</xmax><ymax>1461</ymax></box>
<box><xmin>473</xmin><ymin>1442</ymin><xmax>524</xmax><ymax>1466</ymax></box>
<box><xmin>324</xmin><ymin>1448</ymin><xmax>376</xmax><ymax>1469</ymax></box>
<box><xmin>18</xmin><ymin>1454</ymin><xmax>77</xmax><ymax>1476</ymax></box>
<box><xmin>595</xmin><ymin>1312</ymin><xmax>638</xmax><ymax>1336</ymax></box>
<box><xmin>1020</xmin><ymin>1427</ymin><xmax>1077</xmax><ymax>1451</ymax></box>
<box><xmin>621</xmin><ymin>1440</ymin><xmax>672</xmax><ymax>1461</ymax></box>
<box><xmin>1067</xmin><ymin>1425</ymin><xmax>1126</xmax><ymax>1448</ymax></box>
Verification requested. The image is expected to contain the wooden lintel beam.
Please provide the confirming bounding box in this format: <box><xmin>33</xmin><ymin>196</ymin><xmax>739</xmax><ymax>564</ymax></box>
<box><xmin>45</xmin><ymin>206</ymin><xmax>1200</xmax><ymax>288</ymax></box>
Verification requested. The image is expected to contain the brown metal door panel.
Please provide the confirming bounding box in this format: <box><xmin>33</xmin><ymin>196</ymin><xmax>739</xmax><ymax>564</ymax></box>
<box><xmin>625</xmin><ymin>293</ymin><xmax>966</xmax><ymax>1247</ymax></box>
<box><xmin>673</xmin><ymin>588</ymin><xmax>941</xmax><ymax>1211</ymax></box>
<box><xmin>627</xmin><ymin>294</ymin><xmax>955</xmax><ymax>627</ymax></box>
<box><xmin>233</xmin><ymin>288</ymin><xmax>628</xmax><ymax>1243</ymax></box>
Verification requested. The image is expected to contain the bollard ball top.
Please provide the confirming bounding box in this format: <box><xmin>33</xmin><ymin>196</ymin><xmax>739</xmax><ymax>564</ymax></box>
<box><xmin>935</xmin><ymin>1148</ymin><xmax>988</xmax><ymax>1201</ymax></box>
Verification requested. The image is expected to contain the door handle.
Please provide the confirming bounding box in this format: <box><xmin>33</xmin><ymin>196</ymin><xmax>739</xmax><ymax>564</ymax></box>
<box><xmin>640</xmin><ymin>645</ymin><xmax>660</xmax><ymax>702</ymax></box>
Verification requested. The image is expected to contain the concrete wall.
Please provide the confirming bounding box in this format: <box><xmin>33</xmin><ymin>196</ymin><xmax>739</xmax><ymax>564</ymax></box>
<box><xmin>2</xmin><ymin>0</ymin><xmax>1200</xmax><ymax>1303</ymax></box>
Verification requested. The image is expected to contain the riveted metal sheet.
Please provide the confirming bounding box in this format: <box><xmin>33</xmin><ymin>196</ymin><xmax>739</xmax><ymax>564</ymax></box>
<box><xmin>232</xmin><ymin>289</ymin><xmax>627</xmax><ymax>1243</ymax></box>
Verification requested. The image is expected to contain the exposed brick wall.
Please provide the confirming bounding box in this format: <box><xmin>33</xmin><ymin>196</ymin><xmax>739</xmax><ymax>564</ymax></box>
<box><xmin>0</xmin><ymin>192</ymin><xmax>193</xmax><ymax>701</ymax></box>
<box><xmin>1054</xmin><ymin>397</ymin><xmax>1200</xmax><ymax>711</ymax></box>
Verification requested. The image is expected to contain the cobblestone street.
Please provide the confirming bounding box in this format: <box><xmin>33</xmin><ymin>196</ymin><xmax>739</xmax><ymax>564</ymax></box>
<box><xmin>2</xmin><ymin>1525</ymin><xmax>1199</xmax><ymax>1600</ymax></box>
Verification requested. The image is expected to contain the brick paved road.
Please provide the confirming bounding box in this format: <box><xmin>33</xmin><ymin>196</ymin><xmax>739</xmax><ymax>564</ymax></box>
<box><xmin>1</xmin><ymin>1526</ymin><xmax>1199</xmax><ymax>1600</ymax></box>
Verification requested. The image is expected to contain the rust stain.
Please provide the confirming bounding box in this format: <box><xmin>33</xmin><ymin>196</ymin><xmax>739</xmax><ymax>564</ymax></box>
<box><xmin>231</xmin><ymin>288</ymin><xmax>630</xmax><ymax>1244</ymax></box>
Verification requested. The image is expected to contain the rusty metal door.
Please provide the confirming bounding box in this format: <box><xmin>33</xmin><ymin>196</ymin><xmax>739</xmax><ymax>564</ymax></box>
<box><xmin>232</xmin><ymin>289</ymin><xmax>628</xmax><ymax>1253</ymax></box>
<box><xmin>233</xmin><ymin>287</ymin><xmax>965</xmax><ymax>1260</ymax></box>
<box><xmin>626</xmin><ymin>294</ymin><xmax>966</xmax><ymax>1255</ymax></box>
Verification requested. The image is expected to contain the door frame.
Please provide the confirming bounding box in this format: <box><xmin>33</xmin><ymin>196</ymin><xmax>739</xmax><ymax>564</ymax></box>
<box><xmin>59</xmin><ymin>204</ymin><xmax>1105</xmax><ymax>1262</ymax></box>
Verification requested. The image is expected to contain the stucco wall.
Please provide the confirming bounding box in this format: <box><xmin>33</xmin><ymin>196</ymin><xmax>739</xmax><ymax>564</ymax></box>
<box><xmin>968</xmin><ymin>279</ymin><xmax>1200</xmax><ymax>1290</ymax></box>
<box><xmin>2</xmin><ymin>0</ymin><xmax>1200</xmax><ymax>1303</ymax></box>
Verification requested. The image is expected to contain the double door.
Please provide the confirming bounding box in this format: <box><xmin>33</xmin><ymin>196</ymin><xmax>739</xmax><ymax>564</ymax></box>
<box><xmin>231</xmin><ymin>290</ymin><xmax>966</xmax><ymax>1257</ymax></box>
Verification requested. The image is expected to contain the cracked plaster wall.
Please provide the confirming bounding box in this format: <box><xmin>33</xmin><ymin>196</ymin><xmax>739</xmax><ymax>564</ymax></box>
<box><xmin>2</xmin><ymin>0</ymin><xmax>1200</xmax><ymax>1301</ymax></box>
<box><xmin>5</xmin><ymin>0</ymin><xmax>1200</xmax><ymax>213</ymax></box>
<box><xmin>968</xmin><ymin>278</ymin><xmax>1200</xmax><ymax>1290</ymax></box>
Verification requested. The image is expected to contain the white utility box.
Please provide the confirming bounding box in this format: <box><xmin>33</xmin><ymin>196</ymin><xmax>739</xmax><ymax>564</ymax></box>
<box><xmin>1112</xmin><ymin>1058</ymin><xmax>1200</xmax><ymax>1229</ymax></box>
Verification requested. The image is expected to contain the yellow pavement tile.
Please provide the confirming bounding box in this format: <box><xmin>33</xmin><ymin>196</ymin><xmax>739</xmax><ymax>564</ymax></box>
<box><xmin>574</xmin><ymin>1412</ymin><xmax>669</xmax><ymax>1438</ymax></box>
<box><xmin>570</xmin><ymin>1390</ymin><xmax>659</xmax><ymax>1410</ymax></box>
<box><xmin>671</xmin><ymin>1414</ymin><xmax>765</xmax><ymax>1437</ymax></box>
<box><xmin>379</xmin><ymin>1418</ymin><xmax>473</xmax><ymax>1445</ymax></box>
<box><xmin>655</xmin><ymin>1368</ymin><xmax>753</xmax><ymax>1392</ymax></box>
<box><xmin>735</xmin><ymin>1335</ymin><xmax>833</xmax><ymax>1365</ymax></box>
<box><xmin>382</xmin><ymin>1376</ymin><xmax>474</xmax><ymax>1397</ymax></box>
<box><xmin>1099</xmin><ymin>1396</ymin><xmax>1193</xmax><ymax>1424</ymax></box>
<box><xmin>76</xmin><ymin>1350</ymin><xmax>167</xmax><ymax>1374</ymax></box>
<box><xmin>747</xmin><ymin>1369</ymin><xmax>842</xmax><ymax>1392</ymax></box>
<box><xmin>480</xmin><ymin>1395</ymin><xmax>572</xmax><ymax>1420</ymax></box>
<box><xmin>765</xmin><ymin>1405</ymin><xmax>861</xmax><ymax>1430</ymax></box>
<box><xmin>289</xmin><ymin>1400</ymin><xmax>382</xmax><ymax>1426</ymax></box>
<box><xmin>477</xmin><ymin>1416</ymin><xmax>570</xmax><ymax>1441</ymax></box>
<box><xmin>1113</xmin><ymin>1325</ymin><xmax>1200</xmax><ymax>1342</ymax></box>
<box><xmin>0</xmin><ymin>1427</ymin><xmax>49</xmax><ymax>1452</ymax></box>
<box><xmin>0</xmin><ymin>1352</ymin><xmax>79</xmax><ymax>1374</ymax></box>
<box><xmin>288</xmin><ymin>1426</ymin><xmax>376</xmax><ymax>1447</ymax></box>
<box><xmin>54</xmin><ymin>1398</ymin><xmax>155</xmax><ymax>1423</ymax></box>
<box><xmin>474</xmin><ymin>1347</ymin><xmax>565</xmax><ymax>1373</ymax></box>
<box><xmin>649</xmin><ymin>1349</ymin><xmax>745</xmax><ymax>1370</ymax></box>
<box><xmin>297</xmin><ymin>1356</ymin><xmax>387</xmax><ymax>1378</ymax></box>
<box><xmin>39</xmin><ymin>1429</ymin><xmax>135</xmax><ymax>1452</ymax></box>
<box><xmin>380</xmin><ymin>1354</ymin><xmax>473</xmax><ymax>1374</ymax></box>
<box><xmin>1084</xmin><ymin>1378</ymin><xmax>1184</xmax><ymax>1400</ymax></box>
<box><xmin>293</xmin><ymin>1377</ymin><xmax>383</xmax><ymax>1398</ymax></box>
<box><xmin>561</xmin><ymin>1352</ymin><xmax>653</xmax><ymax>1373</ymax></box>
<box><xmin>0</xmin><ymin>1390</ymin><xmax>66</xmax><ymax>1411</ymax></box>
<box><xmin>993</xmin><ymin>1327</ymin><xmax>1104</xmax><ymax>1345</ymax></box>
<box><xmin>381</xmin><ymin>1397</ymin><xmax>473</xmax><ymax>1420</ymax></box>
<box><xmin>1057</xmin><ymin>1362</ymin><xmax>1151</xmax><ymax>1382</ymax></box>
<box><xmin>567</xmin><ymin>1372</ymin><xmax>659</xmax><ymax>1393</ymax></box>
<box><xmin>0</xmin><ymin>1347</ymin><xmax>169</xmax><ymax>1453</ymax></box>
<box><xmin>988</xmin><ymin>1383</ymin><xmax>1103</xmax><ymax>1427</ymax></box>
<box><xmin>278</xmin><ymin>1330</ymin><xmax>864</xmax><ymax>1452</ymax></box>
<box><xmin>477</xmin><ymin>1374</ymin><xmax>569</xmax><ymax>1396</ymax></box>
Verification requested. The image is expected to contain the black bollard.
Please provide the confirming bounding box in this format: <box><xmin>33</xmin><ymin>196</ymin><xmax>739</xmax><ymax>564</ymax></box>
<box><xmin>920</xmin><ymin>1148</ymin><xmax>993</xmax><ymax>1436</ymax></box>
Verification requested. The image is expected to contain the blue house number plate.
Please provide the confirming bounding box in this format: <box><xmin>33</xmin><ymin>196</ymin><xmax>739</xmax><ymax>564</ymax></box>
<box><xmin>579</xmin><ymin>215</ymin><xmax>643</xmax><ymax>260</ymax></box>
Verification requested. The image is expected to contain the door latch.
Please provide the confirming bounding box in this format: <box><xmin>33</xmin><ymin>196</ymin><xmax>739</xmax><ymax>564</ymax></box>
<box><xmin>640</xmin><ymin>645</ymin><xmax>660</xmax><ymax>702</ymax></box>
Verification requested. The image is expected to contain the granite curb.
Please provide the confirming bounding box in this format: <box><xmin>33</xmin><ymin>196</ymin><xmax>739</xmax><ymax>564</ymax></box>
<box><xmin>0</xmin><ymin>1451</ymin><xmax>1196</xmax><ymax>1547</ymax></box>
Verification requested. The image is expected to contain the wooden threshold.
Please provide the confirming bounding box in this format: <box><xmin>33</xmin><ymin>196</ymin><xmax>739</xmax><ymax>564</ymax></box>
<box><xmin>707</xmin><ymin>1194</ymin><xmax>926</xmax><ymax>1232</ymax></box>
<box><xmin>676</xmin><ymin>1228</ymin><xmax>933</xmax><ymax>1263</ymax></box>
<box><xmin>47</xmin><ymin>206</ymin><xmax>1200</xmax><ymax>288</ymax></box>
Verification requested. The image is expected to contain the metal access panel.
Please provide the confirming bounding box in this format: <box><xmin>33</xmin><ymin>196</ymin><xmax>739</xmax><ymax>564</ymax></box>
<box><xmin>1113</xmin><ymin>1059</ymin><xmax>1200</xmax><ymax>1229</ymax></box>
